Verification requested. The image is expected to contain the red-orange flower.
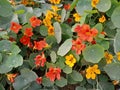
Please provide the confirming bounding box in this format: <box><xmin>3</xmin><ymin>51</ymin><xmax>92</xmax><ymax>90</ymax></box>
<box><xmin>10</xmin><ymin>22</ymin><xmax>22</xmax><ymax>34</ymax></box>
<box><xmin>29</xmin><ymin>16</ymin><xmax>42</xmax><ymax>28</ymax></box>
<box><xmin>24</xmin><ymin>28</ymin><xmax>33</xmax><ymax>37</ymax></box>
<box><xmin>34</xmin><ymin>53</ymin><xmax>46</xmax><ymax>67</ymax></box>
<box><xmin>36</xmin><ymin>77</ymin><xmax>42</xmax><ymax>84</ymax></box>
<box><xmin>20</xmin><ymin>35</ymin><xmax>30</xmax><ymax>46</ymax></box>
<box><xmin>33</xmin><ymin>40</ymin><xmax>47</xmax><ymax>50</ymax></box>
<box><xmin>7</xmin><ymin>73</ymin><xmax>17</xmax><ymax>83</ymax></box>
<box><xmin>64</xmin><ymin>4</ymin><xmax>70</xmax><ymax>10</ymax></box>
<box><xmin>46</xmin><ymin>67</ymin><xmax>61</xmax><ymax>82</ymax></box>
<box><xmin>74</xmin><ymin>24</ymin><xmax>98</xmax><ymax>42</ymax></box>
<box><xmin>72</xmin><ymin>38</ymin><xmax>86</xmax><ymax>55</ymax></box>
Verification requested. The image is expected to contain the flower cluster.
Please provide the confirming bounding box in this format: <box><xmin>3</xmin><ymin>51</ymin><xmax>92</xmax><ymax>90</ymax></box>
<box><xmin>86</xmin><ymin>64</ymin><xmax>101</xmax><ymax>79</ymax></box>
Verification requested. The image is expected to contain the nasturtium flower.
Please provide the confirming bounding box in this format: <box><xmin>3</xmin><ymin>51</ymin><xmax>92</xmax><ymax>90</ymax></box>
<box><xmin>86</xmin><ymin>64</ymin><xmax>101</xmax><ymax>79</ymax></box>
<box><xmin>34</xmin><ymin>53</ymin><xmax>46</xmax><ymax>67</ymax></box>
<box><xmin>10</xmin><ymin>22</ymin><xmax>22</xmax><ymax>34</ymax></box>
<box><xmin>73</xmin><ymin>13</ymin><xmax>81</xmax><ymax>22</ymax></box>
<box><xmin>51</xmin><ymin>5</ymin><xmax>60</xmax><ymax>12</ymax></box>
<box><xmin>91</xmin><ymin>0</ymin><xmax>99</xmax><ymax>8</ymax></box>
<box><xmin>46</xmin><ymin>67</ymin><xmax>61</xmax><ymax>82</ymax></box>
<box><xmin>29</xmin><ymin>16</ymin><xmax>42</xmax><ymax>28</ymax></box>
<box><xmin>74</xmin><ymin>24</ymin><xmax>98</xmax><ymax>42</ymax></box>
<box><xmin>48</xmin><ymin>26</ymin><xmax>54</xmax><ymax>35</ymax></box>
<box><xmin>112</xmin><ymin>80</ymin><xmax>119</xmax><ymax>85</ymax></box>
<box><xmin>54</xmin><ymin>14</ymin><xmax>61</xmax><ymax>22</ymax></box>
<box><xmin>45</xmin><ymin>10</ymin><xmax>54</xmax><ymax>20</ymax></box>
<box><xmin>43</xmin><ymin>18</ymin><xmax>52</xmax><ymax>27</ymax></box>
<box><xmin>65</xmin><ymin>54</ymin><xmax>76</xmax><ymax>67</ymax></box>
<box><xmin>24</xmin><ymin>28</ymin><xmax>33</xmax><ymax>37</ymax></box>
<box><xmin>99</xmin><ymin>15</ymin><xmax>106</xmax><ymax>23</ymax></box>
<box><xmin>20</xmin><ymin>35</ymin><xmax>31</xmax><ymax>46</ymax></box>
<box><xmin>33</xmin><ymin>40</ymin><xmax>47</xmax><ymax>50</ymax></box>
<box><xmin>64</xmin><ymin>4</ymin><xmax>70</xmax><ymax>10</ymax></box>
<box><xmin>49</xmin><ymin>0</ymin><xmax>61</xmax><ymax>4</ymax></box>
<box><xmin>21</xmin><ymin>0</ymin><xmax>35</xmax><ymax>6</ymax></box>
<box><xmin>7</xmin><ymin>73</ymin><xmax>17</xmax><ymax>83</ymax></box>
<box><xmin>117</xmin><ymin>52</ymin><xmax>120</xmax><ymax>61</ymax></box>
<box><xmin>104</xmin><ymin>52</ymin><xmax>113</xmax><ymax>64</ymax></box>
<box><xmin>72</xmin><ymin>38</ymin><xmax>86</xmax><ymax>55</ymax></box>
<box><xmin>36</xmin><ymin>77</ymin><xmax>42</xmax><ymax>84</ymax></box>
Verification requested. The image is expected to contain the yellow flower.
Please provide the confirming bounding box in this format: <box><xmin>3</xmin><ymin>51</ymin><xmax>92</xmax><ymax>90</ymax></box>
<box><xmin>112</xmin><ymin>80</ymin><xmax>119</xmax><ymax>85</ymax></box>
<box><xmin>54</xmin><ymin>14</ymin><xmax>61</xmax><ymax>22</ymax></box>
<box><xmin>86</xmin><ymin>64</ymin><xmax>101</xmax><ymax>79</ymax></box>
<box><xmin>51</xmin><ymin>5</ymin><xmax>60</xmax><ymax>12</ymax></box>
<box><xmin>104</xmin><ymin>52</ymin><xmax>113</xmax><ymax>64</ymax></box>
<box><xmin>117</xmin><ymin>52</ymin><xmax>120</xmax><ymax>61</ymax></box>
<box><xmin>91</xmin><ymin>0</ymin><xmax>99</xmax><ymax>8</ymax></box>
<box><xmin>99</xmin><ymin>15</ymin><xmax>106</xmax><ymax>23</ymax></box>
<box><xmin>65</xmin><ymin>54</ymin><xmax>76</xmax><ymax>67</ymax></box>
<box><xmin>49</xmin><ymin>0</ymin><xmax>61</xmax><ymax>4</ymax></box>
<box><xmin>7</xmin><ymin>73</ymin><xmax>17</xmax><ymax>83</ymax></box>
<box><xmin>46</xmin><ymin>10</ymin><xmax>54</xmax><ymax>20</ymax></box>
<box><xmin>73</xmin><ymin>13</ymin><xmax>81</xmax><ymax>22</ymax></box>
<box><xmin>48</xmin><ymin>26</ymin><xmax>54</xmax><ymax>35</ymax></box>
<box><xmin>43</xmin><ymin>18</ymin><xmax>52</xmax><ymax>27</ymax></box>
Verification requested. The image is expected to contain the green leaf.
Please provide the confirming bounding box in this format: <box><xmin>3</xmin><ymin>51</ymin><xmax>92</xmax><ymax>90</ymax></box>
<box><xmin>104</xmin><ymin>63</ymin><xmax>120</xmax><ymax>80</ymax></box>
<box><xmin>75</xmin><ymin>86</ymin><xmax>86</xmax><ymax>90</ymax></box>
<box><xmin>33</xmin><ymin>8</ymin><xmax>42</xmax><ymax>17</ymax></box>
<box><xmin>67</xmin><ymin>74</ymin><xmax>78</xmax><ymax>84</ymax></box>
<box><xmin>14</xmin><ymin>10</ymin><xmax>25</xmax><ymax>14</ymax></box>
<box><xmin>0</xmin><ymin>53</ymin><xmax>2</xmax><ymax>63</ymax></box>
<box><xmin>76</xmin><ymin>0</ymin><xmax>92</xmax><ymax>15</ymax></box>
<box><xmin>63</xmin><ymin>65</ymin><xmax>72</xmax><ymax>74</ymax></box>
<box><xmin>96</xmin><ymin>0</ymin><xmax>111</xmax><ymax>12</ymax></box>
<box><xmin>98</xmin><ymin>40</ymin><xmax>109</xmax><ymax>50</ymax></box>
<box><xmin>0</xmin><ymin>0</ymin><xmax>13</xmax><ymax>17</ymax></box>
<box><xmin>42</xmin><ymin>77</ymin><xmax>54</xmax><ymax>87</ymax></box>
<box><xmin>99</xmin><ymin>82</ymin><xmax>114</xmax><ymax>90</ymax></box>
<box><xmin>39</xmin><ymin>25</ymin><xmax>48</xmax><ymax>36</ymax></box>
<box><xmin>61</xmin><ymin>9</ymin><xmax>66</xmax><ymax>23</ymax></box>
<box><xmin>6</xmin><ymin>54</ymin><xmax>23</xmax><ymax>68</ymax></box>
<box><xmin>50</xmin><ymin>51</ymin><xmax>57</xmax><ymax>63</ymax></box>
<box><xmin>0</xmin><ymin>40</ymin><xmax>12</xmax><ymax>52</ymax></box>
<box><xmin>13</xmin><ymin>69</ymin><xmax>38</xmax><ymax>90</ymax></box>
<box><xmin>55</xmin><ymin>77</ymin><xmax>67</xmax><ymax>87</ymax></box>
<box><xmin>94</xmin><ymin>23</ymin><xmax>103</xmax><ymax>33</ymax></box>
<box><xmin>80</xmin><ymin>13</ymin><xmax>88</xmax><ymax>24</ymax></box>
<box><xmin>25</xmin><ymin>81</ymin><xmax>42</xmax><ymax>90</ymax></box>
<box><xmin>56</xmin><ymin>56</ymin><xmax>65</xmax><ymax>69</ymax></box>
<box><xmin>0</xmin><ymin>84</ymin><xmax>5</xmax><ymax>90</ymax></box>
<box><xmin>57</xmin><ymin>38</ymin><xmax>72</xmax><ymax>56</ymax></box>
<box><xmin>61</xmin><ymin>24</ymin><xmax>72</xmax><ymax>38</ymax></box>
<box><xmin>0</xmin><ymin>54</ymin><xmax>23</xmax><ymax>74</ymax></box>
<box><xmin>111</xmin><ymin>6</ymin><xmax>120</xmax><ymax>28</ymax></box>
<box><xmin>53</xmin><ymin>22</ymin><xmax>62</xmax><ymax>44</ymax></box>
<box><xmin>70</xmin><ymin>70</ymin><xmax>83</xmax><ymax>82</ymax></box>
<box><xmin>83</xmin><ymin>44</ymin><xmax>104</xmax><ymax>63</ymax></box>
<box><xmin>10</xmin><ymin>44</ymin><xmax>21</xmax><ymax>55</ymax></box>
<box><xmin>114</xmin><ymin>29</ymin><xmax>120</xmax><ymax>53</ymax></box>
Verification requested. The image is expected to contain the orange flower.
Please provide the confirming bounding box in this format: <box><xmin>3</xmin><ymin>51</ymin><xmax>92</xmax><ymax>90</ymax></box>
<box><xmin>10</xmin><ymin>22</ymin><xmax>22</xmax><ymax>34</ymax></box>
<box><xmin>20</xmin><ymin>35</ymin><xmax>31</xmax><ymax>46</ymax></box>
<box><xmin>64</xmin><ymin>4</ymin><xmax>70</xmax><ymax>10</ymax></box>
<box><xmin>99</xmin><ymin>15</ymin><xmax>106</xmax><ymax>23</ymax></box>
<box><xmin>36</xmin><ymin>77</ymin><xmax>42</xmax><ymax>84</ymax></box>
<box><xmin>74</xmin><ymin>24</ymin><xmax>98</xmax><ymax>42</ymax></box>
<box><xmin>33</xmin><ymin>40</ymin><xmax>47</xmax><ymax>50</ymax></box>
<box><xmin>91</xmin><ymin>0</ymin><xmax>99</xmax><ymax>8</ymax></box>
<box><xmin>46</xmin><ymin>67</ymin><xmax>61</xmax><ymax>81</ymax></box>
<box><xmin>29</xmin><ymin>16</ymin><xmax>42</xmax><ymax>28</ymax></box>
<box><xmin>24</xmin><ymin>28</ymin><xmax>33</xmax><ymax>37</ymax></box>
<box><xmin>72</xmin><ymin>38</ymin><xmax>86</xmax><ymax>55</ymax></box>
<box><xmin>34</xmin><ymin>53</ymin><xmax>46</xmax><ymax>67</ymax></box>
<box><xmin>48</xmin><ymin>26</ymin><xmax>54</xmax><ymax>35</ymax></box>
<box><xmin>7</xmin><ymin>73</ymin><xmax>17</xmax><ymax>83</ymax></box>
<box><xmin>49</xmin><ymin>0</ymin><xmax>61</xmax><ymax>4</ymax></box>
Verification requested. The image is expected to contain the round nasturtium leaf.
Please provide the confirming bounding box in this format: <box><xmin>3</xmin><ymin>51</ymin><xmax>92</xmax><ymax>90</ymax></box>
<box><xmin>83</xmin><ymin>44</ymin><xmax>104</xmax><ymax>63</ymax></box>
<box><xmin>96</xmin><ymin>0</ymin><xmax>111</xmax><ymax>12</ymax></box>
<box><xmin>104</xmin><ymin>63</ymin><xmax>120</xmax><ymax>80</ymax></box>
<box><xmin>111</xmin><ymin>6</ymin><xmax>120</xmax><ymax>28</ymax></box>
<box><xmin>55</xmin><ymin>77</ymin><xmax>67</xmax><ymax>87</ymax></box>
<box><xmin>76</xmin><ymin>0</ymin><xmax>92</xmax><ymax>15</ymax></box>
